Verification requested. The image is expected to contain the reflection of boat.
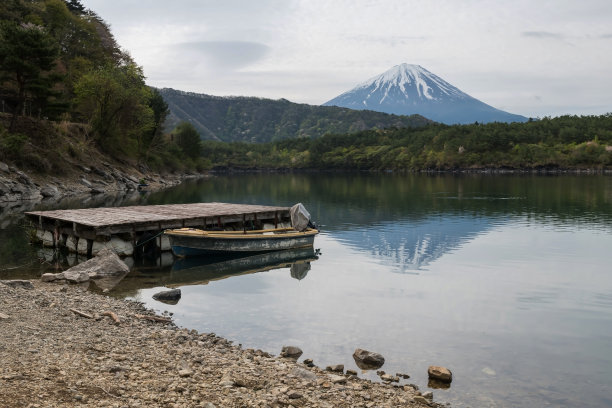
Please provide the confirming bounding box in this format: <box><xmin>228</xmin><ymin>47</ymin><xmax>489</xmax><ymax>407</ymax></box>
<box><xmin>165</xmin><ymin>227</ymin><xmax>319</xmax><ymax>257</ymax></box>
<box><xmin>170</xmin><ymin>247</ymin><xmax>319</xmax><ymax>285</ymax></box>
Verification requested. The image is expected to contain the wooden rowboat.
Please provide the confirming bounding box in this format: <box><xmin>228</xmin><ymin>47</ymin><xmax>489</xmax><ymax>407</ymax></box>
<box><xmin>165</xmin><ymin>227</ymin><xmax>319</xmax><ymax>257</ymax></box>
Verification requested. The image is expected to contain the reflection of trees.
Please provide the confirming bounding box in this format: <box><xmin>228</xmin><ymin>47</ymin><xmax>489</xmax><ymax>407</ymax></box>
<box><xmin>156</xmin><ymin>174</ymin><xmax>612</xmax><ymax>229</ymax></box>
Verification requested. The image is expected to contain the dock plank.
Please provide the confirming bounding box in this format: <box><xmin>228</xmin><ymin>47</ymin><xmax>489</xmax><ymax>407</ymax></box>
<box><xmin>25</xmin><ymin>203</ymin><xmax>290</xmax><ymax>228</ymax></box>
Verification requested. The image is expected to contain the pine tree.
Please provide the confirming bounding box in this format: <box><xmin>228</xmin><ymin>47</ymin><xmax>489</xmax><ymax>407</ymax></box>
<box><xmin>0</xmin><ymin>21</ymin><xmax>59</xmax><ymax>130</ymax></box>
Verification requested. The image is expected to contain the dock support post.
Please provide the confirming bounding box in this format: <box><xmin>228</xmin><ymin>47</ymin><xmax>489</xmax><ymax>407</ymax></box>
<box><xmin>86</xmin><ymin>239</ymin><xmax>93</xmax><ymax>257</ymax></box>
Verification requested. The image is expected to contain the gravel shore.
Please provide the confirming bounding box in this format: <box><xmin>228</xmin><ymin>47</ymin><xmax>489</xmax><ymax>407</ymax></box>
<box><xmin>0</xmin><ymin>280</ymin><xmax>442</xmax><ymax>408</ymax></box>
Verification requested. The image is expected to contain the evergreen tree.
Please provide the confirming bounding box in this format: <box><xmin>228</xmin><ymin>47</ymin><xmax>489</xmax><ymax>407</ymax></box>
<box><xmin>0</xmin><ymin>21</ymin><xmax>59</xmax><ymax>130</ymax></box>
<box><xmin>174</xmin><ymin>122</ymin><xmax>202</xmax><ymax>159</ymax></box>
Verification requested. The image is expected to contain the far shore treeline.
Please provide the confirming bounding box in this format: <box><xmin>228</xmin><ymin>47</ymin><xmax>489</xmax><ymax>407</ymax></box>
<box><xmin>203</xmin><ymin>114</ymin><xmax>612</xmax><ymax>171</ymax></box>
<box><xmin>1</xmin><ymin>0</ymin><xmax>611</xmax><ymax>175</ymax></box>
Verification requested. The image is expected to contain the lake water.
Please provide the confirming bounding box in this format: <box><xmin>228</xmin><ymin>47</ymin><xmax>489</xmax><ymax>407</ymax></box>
<box><xmin>2</xmin><ymin>173</ymin><xmax>612</xmax><ymax>407</ymax></box>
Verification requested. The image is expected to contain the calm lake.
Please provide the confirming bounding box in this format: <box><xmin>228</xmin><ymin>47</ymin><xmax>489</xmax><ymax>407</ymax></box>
<box><xmin>2</xmin><ymin>173</ymin><xmax>612</xmax><ymax>407</ymax></box>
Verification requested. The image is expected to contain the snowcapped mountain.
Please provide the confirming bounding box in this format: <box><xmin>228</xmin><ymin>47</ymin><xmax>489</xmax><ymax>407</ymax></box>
<box><xmin>323</xmin><ymin>63</ymin><xmax>528</xmax><ymax>125</ymax></box>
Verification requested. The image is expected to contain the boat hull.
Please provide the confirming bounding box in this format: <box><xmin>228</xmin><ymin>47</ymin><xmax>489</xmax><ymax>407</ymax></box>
<box><xmin>165</xmin><ymin>228</ymin><xmax>318</xmax><ymax>257</ymax></box>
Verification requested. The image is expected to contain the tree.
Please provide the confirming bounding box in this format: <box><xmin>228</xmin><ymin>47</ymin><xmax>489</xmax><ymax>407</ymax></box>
<box><xmin>74</xmin><ymin>63</ymin><xmax>153</xmax><ymax>154</ymax></box>
<box><xmin>174</xmin><ymin>122</ymin><xmax>202</xmax><ymax>159</ymax></box>
<box><xmin>64</xmin><ymin>0</ymin><xmax>85</xmax><ymax>14</ymax></box>
<box><xmin>0</xmin><ymin>21</ymin><xmax>59</xmax><ymax>130</ymax></box>
<box><xmin>137</xmin><ymin>87</ymin><xmax>169</xmax><ymax>163</ymax></box>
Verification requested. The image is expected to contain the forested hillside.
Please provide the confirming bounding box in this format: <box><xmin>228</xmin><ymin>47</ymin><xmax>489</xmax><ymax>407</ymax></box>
<box><xmin>202</xmin><ymin>114</ymin><xmax>612</xmax><ymax>170</ymax></box>
<box><xmin>0</xmin><ymin>0</ymin><xmax>204</xmax><ymax>173</ymax></box>
<box><xmin>160</xmin><ymin>88</ymin><xmax>432</xmax><ymax>143</ymax></box>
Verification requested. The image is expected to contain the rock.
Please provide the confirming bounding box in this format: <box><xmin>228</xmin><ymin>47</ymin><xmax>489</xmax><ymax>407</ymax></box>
<box><xmin>428</xmin><ymin>365</ymin><xmax>452</xmax><ymax>383</ymax></box>
<box><xmin>325</xmin><ymin>364</ymin><xmax>344</xmax><ymax>373</ymax></box>
<box><xmin>80</xmin><ymin>178</ymin><xmax>92</xmax><ymax>188</ymax></box>
<box><xmin>422</xmin><ymin>391</ymin><xmax>434</xmax><ymax>399</ymax></box>
<box><xmin>397</xmin><ymin>372</ymin><xmax>411</xmax><ymax>379</ymax></box>
<box><xmin>62</xmin><ymin>269</ymin><xmax>89</xmax><ymax>283</ymax></box>
<box><xmin>0</xmin><ymin>161</ymin><xmax>8</xmax><ymax>173</ymax></box>
<box><xmin>40</xmin><ymin>186</ymin><xmax>59</xmax><ymax>198</ymax></box>
<box><xmin>328</xmin><ymin>374</ymin><xmax>347</xmax><ymax>384</ymax></box>
<box><xmin>414</xmin><ymin>395</ymin><xmax>430</xmax><ymax>405</ymax></box>
<box><xmin>346</xmin><ymin>369</ymin><xmax>358</xmax><ymax>376</ymax></box>
<box><xmin>178</xmin><ymin>369</ymin><xmax>193</xmax><ymax>377</ymax></box>
<box><xmin>0</xmin><ymin>280</ymin><xmax>34</xmax><ymax>290</ymax></box>
<box><xmin>291</xmin><ymin>367</ymin><xmax>316</xmax><ymax>382</ymax></box>
<box><xmin>152</xmin><ymin>289</ymin><xmax>181</xmax><ymax>304</ymax></box>
<box><xmin>41</xmin><ymin>273</ymin><xmax>59</xmax><ymax>282</ymax></box>
<box><xmin>280</xmin><ymin>346</ymin><xmax>303</xmax><ymax>360</ymax></box>
<box><xmin>0</xmin><ymin>312</ymin><xmax>9</xmax><ymax>319</ymax></box>
<box><xmin>287</xmin><ymin>391</ymin><xmax>302</xmax><ymax>399</ymax></box>
<box><xmin>352</xmin><ymin>348</ymin><xmax>385</xmax><ymax>370</ymax></box>
<box><xmin>380</xmin><ymin>373</ymin><xmax>399</xmax><ymax>382</ymax></box>
<box><xmin>90</xmin><ymin>187</ymin><xmax>105</xmax><ymax>195</ymax></box>
<box><xmin>41</xmin><ymin>248</ymin><xmax>129</xmax><ymax>284</ymax></box>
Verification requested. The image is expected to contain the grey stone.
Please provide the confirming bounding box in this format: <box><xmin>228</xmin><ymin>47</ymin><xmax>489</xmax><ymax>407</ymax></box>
<box><xmin>325</xmin><ymin>364</ymin><xmax>344</xmax><ymax>373</ymax></box>
<box><xmin>0</xmin><ymin>161</ymin><xmax>8</xmax><ymax>173</ymax></box>
<box><xmin>280</xmin><ymin>346</ymin><xmax>303</xmax><ymax>360</ymax></box>
<box><xmin>329</xmin><ymin>374</ymin><xmax>347</xmax><ymax>384</ymax></box>
<box><xmin>152</xmin><ymin>289</ymin><xmax>181</xmax><ymax>304</ymax></box>
<box><xmin>42</xmin><ymin>248</ymin><xmax>129</xmax><ymax>284</ymax></box>
<box><xmin>90</xmin><ymin>187</ymin><xmax>105</xmax><ymax>195</ymax></box>
<box><xmin>0</xmin><ymin>280</ymin><xmax>34</xmax><ymax>290</ymax></box>
<box><xmin>291</xmin><ymin>367</ymin><xmax>316</xmax><ymax>382</ymax></box>
<box><xmin>0</xmin><ymin>312</ymin><xmax>9</xmax><ymax>319</ymax></box>
<box><xmin>41</xmin><ymin>273</ymin><xmax>59</xmax><ymax>282</ymax></box>
<box><xmin>353</xmin><ymin>348</ymin><xmax>385</xmax><ymax>370</ymax></box>
<box><xmin>40</xmin><ymin>186</ymin><xmax>59</xmax><ymax>198</ymax></box>
<box><xmin>422</xmin><ymin>391</ymin><xmax>433</xmax><ymax>399</ymax></box>
<box><xmin>80</xmin><ymin>178</ymin><xmax>92</xmax><ymax>188</ymax></box>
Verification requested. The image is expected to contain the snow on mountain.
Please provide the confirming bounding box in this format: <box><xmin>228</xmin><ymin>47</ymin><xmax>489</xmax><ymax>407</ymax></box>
<box><xmin>323</xmin><ymin>63</ymin><xmax>528</xmax><ymax>125</ymax></box>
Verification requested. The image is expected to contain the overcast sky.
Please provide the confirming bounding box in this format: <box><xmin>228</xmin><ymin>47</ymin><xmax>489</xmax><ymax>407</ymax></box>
<box><xmin>80</xmin><ymin>0</ymin><xmax>612</xmax><ymax>118</ymax></box>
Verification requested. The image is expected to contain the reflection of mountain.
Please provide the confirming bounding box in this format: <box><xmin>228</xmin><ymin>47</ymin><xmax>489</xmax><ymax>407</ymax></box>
<box><xmin>334</xmin><ymin>216</ymin><xmax>493</xmax><ymax>271</ymax></box>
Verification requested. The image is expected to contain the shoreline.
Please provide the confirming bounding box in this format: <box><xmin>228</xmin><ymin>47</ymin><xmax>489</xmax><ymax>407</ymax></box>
<box><xmin>0</xmin><ymin>280</ymin><xmax>440</xmax><ymax>408</ymax></box>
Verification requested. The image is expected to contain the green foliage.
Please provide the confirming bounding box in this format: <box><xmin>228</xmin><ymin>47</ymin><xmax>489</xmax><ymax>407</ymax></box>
<box><xmin>173</xmin><ymin>122</ymin><xmax>202</xmax><ymax>159</ymax></box>
<box><xmin>160</xmin><ymin>88</ymin><xmax>431</xmax><ymax>143</ymax></box>
<box><xmin>202</xmin><ymin>114</ymin><xmax>612</xmax><ymax>171</ymax></box>
<box><xmin>74</xmin><ymin>63</ymin><xmax>153</xmax><ymax>154</ymax></box>
<box><xmin>0</xmin><ymin>129</ymin><xmax>27</xmax><ymax>158</ymax></box>
<box><xmin>0</xmin><ymin>20</ymin><xmax>60</xmax><ymax>128</ymax></box>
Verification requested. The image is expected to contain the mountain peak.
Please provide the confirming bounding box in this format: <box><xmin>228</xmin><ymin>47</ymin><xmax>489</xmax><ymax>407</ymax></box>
<box><xmin>355</xmin><ymin>63</ymin><xmax>468</xmax><ymax>103</ymax></box>
<box><xmin>324</xmin><ymin>64</ymin><xmax>527</xmax><ymax>124</ymax></box>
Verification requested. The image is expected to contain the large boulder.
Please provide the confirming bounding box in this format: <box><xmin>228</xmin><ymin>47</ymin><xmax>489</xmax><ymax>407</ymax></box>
<box><xmin>352</xmin><ymin>348</ymin><xmax>385</xmax><ymax>370</ymax></box>
<box><xmin>41</xmin><ymin>248</ymin><xmax>129</xmax><ymax>284</ymax></box>
<box><xmin>428</xmin><ymin>365</ymin><xmax>452</xmax><ymax>383</ymax></box>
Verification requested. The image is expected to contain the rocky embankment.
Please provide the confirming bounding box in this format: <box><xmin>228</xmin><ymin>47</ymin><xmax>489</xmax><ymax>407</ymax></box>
<box><xmin>0</xmin><ymin>159</ymin><xmax>201</xmax><ymax>205</ymax></box>
<box><xmin>0</xmin><ymin>280</ymin><xmax>444</xmax><ymax>408</ymax></box>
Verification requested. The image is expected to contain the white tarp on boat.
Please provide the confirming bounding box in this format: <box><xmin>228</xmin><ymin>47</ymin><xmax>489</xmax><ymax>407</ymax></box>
<box><xmin>290</xmin><ymin>203</ymin><xmax>311</xmax><ymax>231</ymax></box>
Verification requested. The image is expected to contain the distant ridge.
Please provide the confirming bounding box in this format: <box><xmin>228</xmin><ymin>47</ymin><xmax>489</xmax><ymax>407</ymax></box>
<box><xmin>323</xmin><ymin>63</ymin><xmax>528</xmax><ymax>125</ymax></box>
<box><xmin>160</xmin><ymin>88</ymin><xmax>431</xmax><ymax>143</ymax></box>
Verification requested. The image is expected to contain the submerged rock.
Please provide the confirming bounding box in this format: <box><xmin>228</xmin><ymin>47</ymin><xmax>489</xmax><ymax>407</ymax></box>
<box><xmin>352</xmin><ymin>348</ymin><xmax>385</xmax><ymax>370</ymax></box>
<box><xmin>152</xmin><ymin>289</ymin><xmax>181</xmax><ymax>304</ymax></box>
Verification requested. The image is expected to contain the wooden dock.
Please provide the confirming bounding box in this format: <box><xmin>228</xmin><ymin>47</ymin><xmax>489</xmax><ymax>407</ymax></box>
<box><xmin>25</xmin><ymin>202</ymin><xmax>291</xmax><ymax>256</ymax></box>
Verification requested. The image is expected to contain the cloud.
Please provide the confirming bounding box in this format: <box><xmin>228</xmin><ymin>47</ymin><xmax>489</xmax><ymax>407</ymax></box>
<box><xmin>522</xmin><ymin>31</ymin><xmax>564</xmax><ymax>39</ymax></box>
<box><xmin>601</xmin><ymin>34</ymin><xmax>612</xmax><ymax>39</ymax></box>
<box><xmin>173</xmin><ymin>41</ymin><xmax>270</xmax><ymax>71</ymax></box>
